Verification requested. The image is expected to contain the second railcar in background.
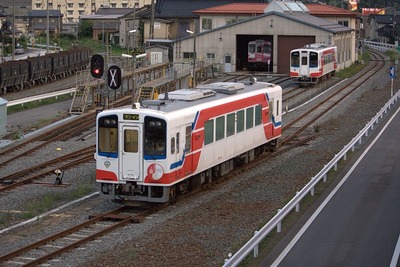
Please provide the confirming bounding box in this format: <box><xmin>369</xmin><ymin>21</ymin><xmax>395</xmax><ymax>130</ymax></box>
<box><xmin>248</xmin><ymin>40</ymin><xmax>272</xmax><ymax>71</ymax></box>
<box><xmin>290</xmin><ymin>44</ymin><xmax>337</xmax><ymax>85</ymax></box>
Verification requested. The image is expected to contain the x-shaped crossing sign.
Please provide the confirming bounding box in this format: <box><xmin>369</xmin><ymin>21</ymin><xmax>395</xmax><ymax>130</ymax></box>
<box><xmin>107</xmin><ymin>65</ymin><xmax>122</xmax><ymax>90</ymax></box>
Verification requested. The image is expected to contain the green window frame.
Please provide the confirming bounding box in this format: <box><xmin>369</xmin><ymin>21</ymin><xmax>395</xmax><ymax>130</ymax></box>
<box><xmin>204</xmin><ymin>120</ymin><xmax>214</xmax><ymax>145</ymax></box>
<box><xmin>237</xmin><ymin>110</ymin><xmax>244</xmax><ymax>133</ymax></box>
<box><xmin>226</xmin><ymin>113</ymin><xmax>235</xmax><ymax>137</ymax></box>
<box><xmin>255</xmin><ymin>105</ymin><xmax>262</xmax><ymax>126</ymax></box>
<box><xmin>216</xmin><ymin>116</ymin><xmax>225</xmax><ymax>141</ymax></box>
<box><xmin>246</xmin><ymin>107</ymin><xmax>254</xmax><ymax>129</ymax></box>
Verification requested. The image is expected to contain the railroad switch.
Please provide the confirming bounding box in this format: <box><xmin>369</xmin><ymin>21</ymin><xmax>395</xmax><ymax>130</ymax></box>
<box><xmin>54</xmin><ymin>169</ymin><xmax>64</xmax><ymax>185</ymax></box>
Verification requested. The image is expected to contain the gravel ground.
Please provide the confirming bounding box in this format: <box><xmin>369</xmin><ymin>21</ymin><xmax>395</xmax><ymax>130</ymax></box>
<box><xmin>0</xmin><ymin>56</ymin><xmax>398</xmax><ymax>267</ymax></box>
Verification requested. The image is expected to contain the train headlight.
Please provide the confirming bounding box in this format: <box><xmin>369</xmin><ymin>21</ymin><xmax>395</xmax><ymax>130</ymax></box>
<box><xmin>147</xmin><ymin>163</ymin><xmax>164</xmax><ymax>180</ymax></box>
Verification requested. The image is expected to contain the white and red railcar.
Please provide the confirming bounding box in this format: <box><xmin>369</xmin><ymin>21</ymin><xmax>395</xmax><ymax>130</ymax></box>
<box><xmin>290</xmin><ymin>43</ymin><xmax>337</xmax><ymax>85</ymax></box>
<box><xmin>248</xmin><ymin>40</ymin><xmax>272</xmax><ymax>70</ymax></box>
<box><xmin>95</xmin><ymin>80</ymin><xmax>282</xmax><ymax>203</ymax></box>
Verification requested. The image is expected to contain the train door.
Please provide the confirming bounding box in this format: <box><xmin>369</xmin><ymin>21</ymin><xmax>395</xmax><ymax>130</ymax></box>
<box><xmin>299</xmin><ymin>51</ymin><xmax>309</xmax><ymax>76</ymax></box>
<box><xmin>120</xmin><ymin>125</ymin><xmax>142</xmax><ymax>182</ymax></box>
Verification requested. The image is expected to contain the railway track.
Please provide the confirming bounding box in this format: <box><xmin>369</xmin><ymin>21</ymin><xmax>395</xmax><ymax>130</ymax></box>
<box><xmin>0</xmin><ymin>145</ymin><xmax>95</xmax><ymax>193</ymax></box>
<box><xmin>0</xmin><ymin>205</ymin><xmax>163</xmax><ymax>266</ymax></box>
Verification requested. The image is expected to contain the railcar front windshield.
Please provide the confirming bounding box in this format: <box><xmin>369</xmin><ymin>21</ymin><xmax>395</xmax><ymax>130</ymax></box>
<box><xmin>248</xmin><ymin>43</ymin><xmax>256</xmax><ymax>54</ymax></box>
<box><xmin>309</xmin><ymin>52</ymin><xmax>318</xmax><ymax>67</ymax></box>
<box><xmin>291</xmin><ymin>51</ymin><xmax>300</xmax><ymax>67</ymax></box>
<box><xmin>98</xmin><ymin>115</ymin><xmax>118</xmax><ymax>158</ymax></box>
<box><xmin>144</xmin><ymin>116</ymin><xmax>167</xmax><ymax>159</ymax></box>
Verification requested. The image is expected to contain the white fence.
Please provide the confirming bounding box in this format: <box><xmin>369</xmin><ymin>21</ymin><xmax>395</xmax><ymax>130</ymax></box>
<box><xmin>223</xmin><ymin>90</ymin><xmax>400</xmax><ymax>266</ymax></box>
<box><xmin>364</xmin><ymin>40</ymin><xmax>397</xmax><ymax>52</ymax></box>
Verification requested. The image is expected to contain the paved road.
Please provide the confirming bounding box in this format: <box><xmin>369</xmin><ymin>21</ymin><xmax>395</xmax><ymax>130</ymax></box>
<box><xmin>6</xmin><ymin>100</ymin><xmax>71</xmax><ymax>134</ymax></box>
<box><xmin>261</xmin><ymin>106</ymin><xmax>400</xmax><ymax>267</ymax></box>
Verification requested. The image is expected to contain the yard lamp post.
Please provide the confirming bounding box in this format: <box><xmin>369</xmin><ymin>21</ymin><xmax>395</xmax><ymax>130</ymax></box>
<box><xmin>129</xmin><ymin>29</ymin><xmax>137</xmax><ymax>108</ymax></box>
<box><xmin>186</xmin><ymin>29</ymin><xmax>196</xmax><ymax>88</ymax></box>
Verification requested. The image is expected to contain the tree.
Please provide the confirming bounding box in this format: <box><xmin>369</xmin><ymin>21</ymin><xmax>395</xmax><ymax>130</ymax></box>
<box><xmin>78</xmin><ymin>20</ymin><xmax>93</xmax><ymax>39</ymax></box>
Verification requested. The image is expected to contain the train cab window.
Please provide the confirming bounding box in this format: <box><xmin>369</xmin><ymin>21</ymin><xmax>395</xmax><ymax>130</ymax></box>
<box><xmin>171</xmin><ymin>137</ymin><xmax>175</xmax><ymax>154</ymax></box>
<box><xmin>98</xmin><ymin>115</ymin><xmax>118</xmax><ymax>157</ymax></box>
<box><xmin>226</xmin><ymin>113</ymin><xmax>235</xmax><ymax>137</ymax></box>
<box><xmin>246</xmin><ymin>107</ymin><xmax>254</xmax><ymax>130</ymax></box>
<box><xmin>204</xmin><ymin>120</ymin><xmax>214</xmax><ymax>145</ymax></box>
<box><xmin>309</xmin><ymin>52</ymin><xmax>318</xmax><ymax>67</ymax></box>
<box><xmin>255</xmin><ymin>105</ymin><xmax>262</xmax><ymax>126</ymax></box>
<box><xmin>124</xmin><ymin>129</ymin><xmax>138</xmax><ymax>153</ymax></box>
<box><xmin>237</xmin><ymin>110</ymin><xmax>245</xmax><ymax>133</ymax></box>
<box><xmin>144</xmin><ymin>116</ymin><xmax>166</xmax><ymax>158</ymax></box>
<box><xmin>248</xmin><ymin>44</ymin><xmax>256</xmax><ymax>54</ymax></box>
<box><xmin>185</xmin><ymin>126</ymin><xmax>191</xmax><ymax>152</ymax></box>
<box><xmin>216</xmin><ymin>116</ymin><xmax>225</xmax><ymax>141</ymax></box>
<box><xmin>291</xmin><ymin>52</ymin><xmax>299</xmax><ymax>67</ymax></box>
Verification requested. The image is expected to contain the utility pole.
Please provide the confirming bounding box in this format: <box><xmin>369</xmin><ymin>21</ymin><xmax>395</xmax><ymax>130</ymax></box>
<box><xmin>46</xmin><ymin>0</ymin><xmax>49</xmax><ymax>54</ymax></box>
<box><xmin>12</xmin><ymin>2</ymin><xmax>15</xmax><ymax>60</ymax></box>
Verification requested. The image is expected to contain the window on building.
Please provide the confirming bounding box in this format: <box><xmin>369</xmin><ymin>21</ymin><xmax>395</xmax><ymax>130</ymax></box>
<box><xmin>202</xmin><ymin>18</ymin><xmax>212</xmax><ymax>31</ymax></box>
<box><xmin>338</xmin><ymin>20</ymin><xmax>349</xmax><ymax>27</ymax></box>
<box><xmin>67</xmin><ymin>3</ymin><xmax>73</xmax><ymax>8</ymax></box>
<box><xmin>206</xmin><ymin>53</ymin><xmax>215</xmax><ymax>59</ymax></box>
<box><xmin>226</xmin><ymin>18</ymin><xmax>238</xmax><ymax>25</ymax></box>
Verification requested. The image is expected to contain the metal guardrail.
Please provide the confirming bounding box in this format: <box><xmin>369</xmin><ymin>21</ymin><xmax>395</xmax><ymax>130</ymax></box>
<box><xmin>7</xmin><ymin>88</ymin><xmax>76</xmax><ymax>107</ymax></box>
<box><xmin>223</xmin><ymin>89</ymin><xmax>400</xmax><ymax>266</ymax></box>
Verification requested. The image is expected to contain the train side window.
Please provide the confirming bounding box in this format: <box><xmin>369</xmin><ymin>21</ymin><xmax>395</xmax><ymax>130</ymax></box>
<box><xmin>171</xmin><ymin>137</ymin><xmax>175</xmax><ymax>154</ymax></box>
<box><xmin>176</xmin><ymin>132</ymin><xmax>180</xmax><ymax>153</ymax></box>
<box><xmin>309</xmin><ymin>52</ymin><xmax>318</xmax><ymax>67</ymax></box>
<box><xmin>204</xmin><ymin>120</ymin><xmax>214</xmax><ymax>145</ymax></box>
<box><xmin>185</xmin><ymin>126</ymin><xmax>191</xmax><ymax>152</ymax></box>
<box><xmin>255</xmin><ymin>105</ymin><xmax>262</xmax><ymax>126</ymax></box>
<box><xmin>216</xmin><ymin>116</ymin><xmax>225</xmax><ymax>141</ymax></box>
<box><xmin>237</xmin><ymin>110</ymin><xmax>245</xmax><ymax>133</ymax></box>
<box><xmin>246</xmin><ymin>107</ymin><xmax>254</xmax><ymax>130</ymax></box>
<box><xmin>124</xmin><ymin>129</ymin><xmax>138</xmax><ymax>153</ymax></box>
<box><xmin>226</xmin><ymin>113</ymin><xmax>235</xmax><ymax>137</ymax></box>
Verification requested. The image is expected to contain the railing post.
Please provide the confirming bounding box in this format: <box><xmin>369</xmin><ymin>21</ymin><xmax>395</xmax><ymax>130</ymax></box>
<box><xmin>295</xmin><ymin>191</ymin><xmax>300</xmax><ymax>212</ymax></box>
<box><xmin>277</xmin><ymin>209</ymin><xmax>282</xmax><ymax>232</ymax></box>
<box><xmin>254</xmin><ymin>231</ymin><xmax>259</xmax><ymax>257</ymax></box>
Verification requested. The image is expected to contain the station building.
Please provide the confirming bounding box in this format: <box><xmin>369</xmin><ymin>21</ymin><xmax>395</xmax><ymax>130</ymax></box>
<box><xmin>173</xmin><ymin>1</ymin><xmax>356</xmax><ymax>74</ymax></box>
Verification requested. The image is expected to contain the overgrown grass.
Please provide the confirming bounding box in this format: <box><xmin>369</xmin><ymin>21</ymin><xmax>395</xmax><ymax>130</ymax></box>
<box><xmin>21</xmin><ymin>182</ymin><xmax>95</xmax><ymax>219</ymax></box>
<box><xmin>336</xmin><ymin>52</ymin><xmax>370</xmax><ymax>79</ymax></box>
<box><xmin>384</xmin><ymin>50</ymin><xmax>400</xmax><ymax>62</ymax></box>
